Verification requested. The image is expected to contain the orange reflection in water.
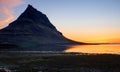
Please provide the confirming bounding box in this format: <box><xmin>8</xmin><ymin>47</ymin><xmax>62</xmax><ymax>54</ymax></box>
<box><xmin>65</xmin><ymin>45</ymin><xmax>120</xmax><ymax>54</ymax></box>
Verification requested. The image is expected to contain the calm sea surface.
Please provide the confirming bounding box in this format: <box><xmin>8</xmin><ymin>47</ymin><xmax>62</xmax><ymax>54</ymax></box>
<box><xmin>65</xmin><ymin>44</ymin><xmax>120</xmax><ymax>54</ymax></box>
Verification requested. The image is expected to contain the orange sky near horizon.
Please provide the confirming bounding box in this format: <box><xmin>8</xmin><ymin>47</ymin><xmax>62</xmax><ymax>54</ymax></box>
<box><xmin>62</xmin><ymin>29</ymin><xmax>120</xmax><ymax>43</ymax></box>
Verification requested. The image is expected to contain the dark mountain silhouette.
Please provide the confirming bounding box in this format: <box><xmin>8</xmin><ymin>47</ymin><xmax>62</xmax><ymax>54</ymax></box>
<box><xmin>0</xmin><ymin>4</ymin><xmax>84</xmax><ymax>51</ymax></box>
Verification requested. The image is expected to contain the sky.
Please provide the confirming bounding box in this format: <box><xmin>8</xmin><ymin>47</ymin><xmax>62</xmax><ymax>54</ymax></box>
<box><xmin>0</xmin><ymin>0</ymin><xmax>120</xmax><ymax>43</ymax></box>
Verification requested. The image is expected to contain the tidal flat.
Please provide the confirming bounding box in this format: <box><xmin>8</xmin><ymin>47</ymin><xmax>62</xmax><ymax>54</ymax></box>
<box><xmin>0</xmin><ymin>51</ymin><xmax>120</xmax><ymax>72</ymax></box>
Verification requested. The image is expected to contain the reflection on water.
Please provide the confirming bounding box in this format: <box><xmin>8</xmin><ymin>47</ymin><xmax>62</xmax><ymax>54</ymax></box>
<box><xmin>65</xmin><ymin>44</ymin><xmax>120</xmax><ymax>54</ymax></box>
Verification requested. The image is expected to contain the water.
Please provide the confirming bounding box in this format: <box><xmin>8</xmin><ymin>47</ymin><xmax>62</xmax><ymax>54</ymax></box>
<box><xmin>65</xmin><ymin>44</ymin><xmax>120</xmax><ymax>54</ymax></box>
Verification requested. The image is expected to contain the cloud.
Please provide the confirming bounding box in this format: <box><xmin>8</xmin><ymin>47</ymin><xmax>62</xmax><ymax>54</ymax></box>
<box><xmin>0</xmin><ymin>0</ymin><xmax>23</xmax><ymax>7</ymax></box>
<box><xmin>0</xmin><ymin>0</ymin><xmax>23</xmax><ymax>29</ymax></box>
<box><xmin>0</xmin><ymin>7</ymin><xmax>14</xmax><ymax>29</ymax></box>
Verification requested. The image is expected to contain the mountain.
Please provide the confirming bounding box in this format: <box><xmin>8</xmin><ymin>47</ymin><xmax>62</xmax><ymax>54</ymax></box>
<box><xmin>0</xmin><ymin>5</ymin><xmax>84</xmax><ymax>51</ymax></box>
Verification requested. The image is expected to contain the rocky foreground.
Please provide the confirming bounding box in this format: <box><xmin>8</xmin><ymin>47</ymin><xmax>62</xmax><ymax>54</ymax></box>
<box><xmin>0</xmin><ymin>51</ymin><xmax>120</xmax><ymax>72</ymax></box>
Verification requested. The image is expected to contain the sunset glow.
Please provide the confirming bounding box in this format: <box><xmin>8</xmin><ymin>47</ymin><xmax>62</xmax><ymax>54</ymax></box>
<box><xmin>65</xmin><ymin>45</ymin><xmax>120</xmax><ymax>54</ymax></box>
<box><xmin>62</xmin><ymin>29</ymin><xmax>120</xmax><ymax>43</ymax></box>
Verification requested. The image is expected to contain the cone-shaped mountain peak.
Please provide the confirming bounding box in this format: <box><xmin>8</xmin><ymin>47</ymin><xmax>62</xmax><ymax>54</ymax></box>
<box><xmin>27</xmin><ymin>4</ymin><xmax>36</xmax><ymax>10</ymax></box>
<box><xmin>18</xmin><ymin>4</ymin><xmax>43</xmax><ymax>19</ymax></box>
<box><xmin>18</xmin><ymin>4</ymin><xmax>55</xmax><ymax>29</ymax></box>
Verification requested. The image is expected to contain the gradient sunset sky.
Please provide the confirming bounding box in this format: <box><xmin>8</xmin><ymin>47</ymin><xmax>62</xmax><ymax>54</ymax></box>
<box><xmin>0</xmin><ymin>0</ymin><xmax>120</xmax><ymax>43</ymax></box>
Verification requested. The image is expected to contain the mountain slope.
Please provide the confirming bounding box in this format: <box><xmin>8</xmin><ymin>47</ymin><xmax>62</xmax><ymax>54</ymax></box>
<box><xmin>0</xmin><ymin>5</ymin><xmax>84</xmax><ymax>51</ymax></box>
